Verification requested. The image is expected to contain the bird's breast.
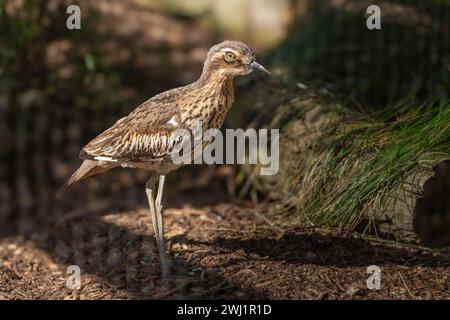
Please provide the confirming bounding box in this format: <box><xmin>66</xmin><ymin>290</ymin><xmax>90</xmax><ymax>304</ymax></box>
<box><xmin>180</xmin><ymin>86</ymin><xmax>234</xmax><ymax>131</ymax></box>
<box><xmin>181</xmin><ymin>103</ymin><xmax>229</xmax><ymax>132</ymax></box>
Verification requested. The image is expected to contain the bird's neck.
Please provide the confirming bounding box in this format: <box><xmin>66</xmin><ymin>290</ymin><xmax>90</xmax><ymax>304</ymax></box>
<box><xmin>193</xmin><ymin>65</ymin><xmax>235</xmax><ymax>122</ymax></box>
<box><xmin>197</xmin><ymin>72</ymin><xmax>234</xmax><ymax>113</ymax></box>
<box><xmin>197</xmin><ymin>64</ymin><xmax>234</xmax><ymax>91</ymax></box>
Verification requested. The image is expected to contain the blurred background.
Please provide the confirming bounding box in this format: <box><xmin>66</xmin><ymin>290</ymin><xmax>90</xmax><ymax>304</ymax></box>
<box><xmin>0</xmin><ymin>0</ymin><xmax>449</xmax><ymax>298</ymax></box>
<box><xmin>1</xmin><ymin>0</ymin><xmax>449</xmax><ymax>241</ymax></box>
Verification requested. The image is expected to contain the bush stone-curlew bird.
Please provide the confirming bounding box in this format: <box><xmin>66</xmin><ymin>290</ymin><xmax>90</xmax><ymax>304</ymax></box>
<box><xmin>66</xmin><ymin>41</ymin><xmax>270</xmax><ymax>278</ymax></box>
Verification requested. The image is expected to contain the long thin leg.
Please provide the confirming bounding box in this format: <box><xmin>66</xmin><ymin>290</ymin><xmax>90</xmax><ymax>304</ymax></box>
<box><xmin>145</xmin><ymin>174</ymin><xmax>163</xmax><ymax>273</ymax></box>
<box><xmin>155</xmin><ymin>174</ymin><xmax>171</xmax><ymax>278</ymax></box>
<box><xmin>155</xmin><ymin>175</ymin><xmax>165</xmax><ymax>241</ymax></box>
<box><xmin>145</xmin><ymin>173</ymin><xmax>171</xmax><ymax>279</ymax></box>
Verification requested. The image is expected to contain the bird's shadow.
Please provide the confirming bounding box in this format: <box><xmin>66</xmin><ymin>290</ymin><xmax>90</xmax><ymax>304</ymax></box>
<box><xmin>0</xmin><ymin>174</ymin><xmax>263</xmax><ymax>299</ymax></box>
<box><xmin>21</xmin><ymin>211</ymin><xmax>265</xmax><ymax>299</ymax></box>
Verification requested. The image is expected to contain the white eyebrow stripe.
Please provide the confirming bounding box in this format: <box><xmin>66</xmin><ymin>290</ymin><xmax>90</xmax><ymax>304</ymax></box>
<box><xmin>221</xmin><ymin>48</ymin><xmax>239</xmax><ymax>54</ymax></box>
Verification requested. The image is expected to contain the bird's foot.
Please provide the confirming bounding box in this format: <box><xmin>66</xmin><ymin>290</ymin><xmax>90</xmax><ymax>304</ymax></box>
<box><xmin>160</xmin><ymin>253</ymin><xmax>174</xmax><ymax>282</ymax></box>
<box><xmin>159</xmin><ymin>255</ymin><xmax>187</xmax><ymax>287</ymax></box>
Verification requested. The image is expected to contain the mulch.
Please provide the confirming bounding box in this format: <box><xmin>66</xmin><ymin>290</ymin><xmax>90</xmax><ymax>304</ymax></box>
<box><xmin>1</xmin><ymin>198</ymin><xmax>449</xmax><ymax>299</ymax></box>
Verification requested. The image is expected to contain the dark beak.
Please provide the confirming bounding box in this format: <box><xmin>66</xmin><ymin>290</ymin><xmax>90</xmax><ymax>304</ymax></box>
<box><xmin>250</xmin><ymin>61</ymin><xmax>271</xmax><ymax>75</ymax></box>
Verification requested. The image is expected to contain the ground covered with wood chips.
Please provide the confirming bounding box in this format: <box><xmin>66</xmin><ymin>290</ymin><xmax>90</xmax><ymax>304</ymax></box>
<box><xmin>1</xmin><ymin>180</ymin><xmax>449</xmax><ymax>300</ymax></box>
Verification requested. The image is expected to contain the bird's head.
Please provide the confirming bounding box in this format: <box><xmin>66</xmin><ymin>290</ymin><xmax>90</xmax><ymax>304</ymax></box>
<box><xmin>202</xmin><ymin>40</ymin><xmax>270</xmax><ymax>78</ymax></box>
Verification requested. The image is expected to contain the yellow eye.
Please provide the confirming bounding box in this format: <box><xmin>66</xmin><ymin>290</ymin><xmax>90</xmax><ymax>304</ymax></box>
<box><xmin>224</xmin><ymin>51</ymin><xmax>237</xmax><ymax>62</ymax></box>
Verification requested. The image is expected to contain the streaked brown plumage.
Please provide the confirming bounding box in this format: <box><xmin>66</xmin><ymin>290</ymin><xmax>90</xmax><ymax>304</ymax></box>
<box><xmin>66</xmin><ymin>40</ymin><xmax>270</xmax><ymax>278</ymax></box>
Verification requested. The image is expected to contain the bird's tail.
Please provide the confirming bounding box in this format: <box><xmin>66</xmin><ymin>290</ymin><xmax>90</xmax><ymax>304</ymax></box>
<box><xmin>65</xmin><ymin>160</ymin><xmax>115</xmax><ymax>187</ymax></box>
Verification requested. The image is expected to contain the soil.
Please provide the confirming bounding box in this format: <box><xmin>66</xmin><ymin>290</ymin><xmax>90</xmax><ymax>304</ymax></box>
<box><xmin>1</xmin><ymin>173</ymin><xmax>449</xmax><ymax>300</ymax></box>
